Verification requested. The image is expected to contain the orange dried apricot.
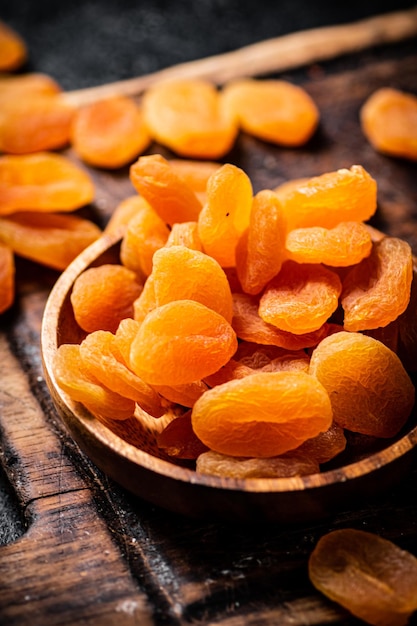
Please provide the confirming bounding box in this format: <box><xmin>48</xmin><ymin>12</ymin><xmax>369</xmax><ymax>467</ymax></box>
<box><xmin>259</xmin><ymin>261</ymin><xmax>342</xmax><ymax>334</ymax></box>
<box><xmin>0</xmin><ymin>73</ymin><xmax>61</xmax><ymax>104</ymax></box>
<box><xmin>129</xmin><ymin>299</ymin><xmax>238</xmax><ymax>386</ymax></box>
<box><xmin>0</xmin><ymin>242</ymin><xmax>14</xmax><ymax>314</ymax></box>
<box><xmin>198</xmin><ymin>163</ymin><xmax>253</xmax><ymax>267</ymax></box>
<box><xmin>114</xmin><ymin>317</ymin><xmax>142</xmax><ymax>368</ymax></box>
<box><xmin>285</xmin><ymin>221</ymin><xmax>373</xmax><ymax>266</ymax></box>
<box><xmin>341</xmin><ymin>236</ymin><xmax>413</xmax><ymax>331</ymax></box>
<box><xmin>0</xmin><ymin>152</ymin><xmax>95</xmax><ymax>215</ymax></box>
<box><xmin>133</xmin><ymin>274</ymin><xmax>157</xmax><ymax>324</ymax></box>
<box><xmin>54</xmin><ymin>343</ymin><xmax>135</xmax><ymax>421</ymax></box>
<box><xmin>274</xmin><ymin>165</ymin><xmax>377</xmax><ymax>230</ymax></box>
<box><xmin>157</xmin><ymin>410</ymin><xmax>209</xmax><ymax>459</ymax></box>
<box><xmin>222</xmin><ymin>78</ymin><xmax>319</xmax><ymax>146</ymax></box>
<box><xmin>191</xmin><ymin>371</ymin><xmax>332</xmax><ymax>457</ymax></box>
<box><xmin>71</xmin><ymin>95</ymin><xmax>151</xmax><ymax>169</ymax></box>
<box><xmin>120</xmin><ymin>198</ymin><xmax>170</xmax><ymax>277</ymax></box>
<box><xmin>196</xmin><ymin>450</ymin><xmax>320</xmax><ymax>478</ymax></box>
<box><xmin>360</xmin><ymin>87</ymin><xmax>417</xmax><ymax>161</ymax></box>
<box><xmin>0</xmin><ymin>21</ymin><xmax>27</xmax><ymax>71</ymax></box>
<box><xmin>152</xmin><ymin>380</ymin><xmax>209</xmax><ymax>409</ymax></box>
<box><xmin>235</xmin><ymin>189</ymin><xmax>286</xmax><ymax>295</ymax></box>
<box><xmin>130</xmin><ymin>154</ymin><xmax>202</xmax><ymax>225</ymax></box>
<box><xmin>168</xmin><ymin>159</ymin><xmax>221</xmax><ymax>204</ymax></box>
<box><xmin>150</xmin><ymin>245</ymin><xmax>233</xmax><ymax>323</ymax></box>
<box><xmin>71</xmin><ymin>264</ymin><xmax>142</xmax><ymax>334</ymax></box>
<box><xmin>142</xmin><ymin>78</ymin><xmax>238</xmax><ymax>159</ymax></box>
<box><xmin>0</xmin><ymin>212</ymin><xmax>101</xmax><ymax>271</ymax></box>
<box><xmin>165</xmin><ymin>221</ymin><xmax>203</xmax><ymax>251</ymax></box>
<box><xmin>294</xmin><ymin>422</ymin><xmax>346</xmax><ymax>464</ymax></box>
<box><xmin>79</xmin><ymin>330</ymin><xmax>164</xmax><ymax>417</ymax></box>
<box><xmin>309</xmin><ymin>331</ymin><xmax>415</xmax><ymax>437</ymax></box>
<box><xmin>104</xmin><ymin>195</ymin><xmax>146</xmax><ymax>236</ymax></box>
<box><xmin>309</xmin><ymin>528</ymin><xmax>417</xmax><ymax>626</ymax></box>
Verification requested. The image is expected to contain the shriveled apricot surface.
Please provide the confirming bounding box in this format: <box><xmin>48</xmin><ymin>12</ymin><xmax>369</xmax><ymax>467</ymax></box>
<box><xmin>196</xmin><ymin>450</ymin><xmax>320</xmax><ymax>479</ymax></box>
<box><xmin>151</xmin><ymin>245</ymin><xmax>233</xmax><ymax>323</ymax></box>
<box><xmin>222</xmin><ymin>78</ymin><xmax>319</xmax><ymax>146</ymax></box>
<box><xmin>198</xmin><ymin>163</ymin><xmax>253</xmax><ymax>267</ymax></box>
<box><xmin>285</xmin><ymin>221</ymin><xmax>373</xmax><ymax>266</ymax></box>
<box><xmin>129</xmin><ymin>299</ymin><xmax>238</xmax><ymax>386</ymax></box>
<box><xmin>191</xmin><ymin>371</ymin><xmax>332</xmax><ymax>457</ymax></box>
<box><xmin>165</xmin><ymin>221</ymin><xmax>203</xmax><ymax>251</ymax></box>
<box><xmin>295</xmin><ymin>423</ymin><xmax>346</xmax><ymax>464</ymax></box>
<box><xmin>71</xmin><ymin>264</ymin><xmax>142</xmax><ymax>334</ymax></box>
<box><xmin>0</xmin><ymin>152</ymin><xmax>95</xmax><ymax>214</ymax></box>
<box><xmin>360</xmin><ymin>87</ymin><xmax>417</xmax><ymax>161</ymax></box>
<box><xmin>342</xmin><ymin>236</ymin><xmax>413</xmax><ymax>331</ymax></box>
<box><xmin>0</xmin><ymin>212</ymin><xmax>101</xmax><ymax>270</ymax></box>
<box><xmin>142</xmin><ymin>78</ymin><xmax>238</xmax><ymax>159</ymax></box>
<box><xmin>130</xmin><ymin>154</ymin><xmax>202</xmax><ymax>225</ymax></box>
<box><xmin>0</xmin><ymin>242</ymin><xmax>14</xmax><ymax>314</ymax></box>
<box><xmin>0</xmin><ymin>21</ymin><xmax>27</xmax><ymax>71</ymax></box>
<box><xmin>309</xmin><ymin>331</ymin><xmax>415</xmax><ymax>437</ymax></box>
<box><xmin>120</xmin><ymin>198</ymin><xmax>170</xmax><ymax>277</ymax></box>
<box><xmin>275</xmin><ymin>165</ymin><xmax>377</xmax><ymax>230</ymax></box>
<box><xmin>71</xmin><ymin>95</ymin><xmax>151</xmax><ymax>169</ymax></box>
<box><xmin>79</xmin><ymin>330</ymin><xmax>164</xmax><ymax>417</ymax></box>
<box><xmin>235</xmin><ymin>189</ymin><xmax>286</xmax><ymax>294</ymax></box>
<box><xmin>54</xmin><ymin>344</ymin><xmax>135</xmax><ymax>421</ymax></box>
<box><xmin>259</xmin><ymin>261</ymin><xmax>342</xmax><ymax>334</ymax></box>
<box><xmin>309</xmin><ymin>529</ymin><xmax>417</xmax><ymax>626</ymax></box>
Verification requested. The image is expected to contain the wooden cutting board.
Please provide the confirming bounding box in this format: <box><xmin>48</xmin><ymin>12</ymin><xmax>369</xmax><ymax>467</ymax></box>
<box><xmin>1</xmin><ymin>11</ymin><xmax>417</xmax><ymax>625</ymax></box>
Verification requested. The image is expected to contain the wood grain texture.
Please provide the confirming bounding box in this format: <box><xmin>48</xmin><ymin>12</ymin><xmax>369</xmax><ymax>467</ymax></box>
<box><xmin>1</xmin><ymin>38</ymin><xmax>417</xmax><ymax>625</ymax></box>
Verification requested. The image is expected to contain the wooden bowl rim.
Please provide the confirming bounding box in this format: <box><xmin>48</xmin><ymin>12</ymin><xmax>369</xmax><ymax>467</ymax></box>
<box><xmin>41</xmin><ymin>232</ymin><xmax>417</xmax><ymax>496</ymax></box>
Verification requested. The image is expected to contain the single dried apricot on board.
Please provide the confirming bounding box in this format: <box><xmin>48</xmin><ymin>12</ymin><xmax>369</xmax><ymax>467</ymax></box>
<box><xmin>0</xmin><ymin>21</ymin><xmax>27</xmax><ymax>71</ymax></box>
<box><xmin>142</xmin><ymin>78</ymin><xmax>238</xmax><ymax>159</ymax></box>
<box><xmin>71</xmin><ymin>264</ymin><xmax>142</xmax><ymax>334</ymax></box>
<box><xmin>0</xmin><ymin>242</ymin><xmax>14</xmax><ymax>314</ymax></box>
<box><xmin>308</xmin><ymin>528</ymin><xmax>417</xmax><ymax>626</ymax></box>
<box><xmin>130</xmin><ymin>154</ymin><xmax>202</xmax><ymax>225</ymax></box>
<box><xmin>54</xmin><ymin>343</ymin><xmax>136</xmax><ymax>421</ymax></box>
<box><xmin>342</xmin><ymin>236</ymin><xmax>413</xmax><ymax>331</ymax></box>
<box><xmin>274</xmin><ymin>165</ymin><xmax>377</xmax><ymax>230</ymax></box>
<box><xmin>71</xmin><ymin>95</ymin><xmax>151</xmax><ymax>169</ymax></box>
<box><xmin>235</xmin><ymin>189</ymin><xmax>286</xmax><ymax>295</ymax></box>
<box><xmin>0</xmin><ymin>152</ymin><xmax>95</xmax><ymax>215</ymax></box>
<box><xmin>0</xmin><ymin>212</ymin><xmax>101</xmax><ymax>271</ymax></box>
<box><xmin>198</xmin><ymin>163</ymin><xmax>253</xmax><ymax>267</ymax></box>
<box><xmin>222</xmin><ymin>78</ymin><xmax>319</xmax><ymax>146</ymax></box>
<box><xmin>191</xmin><ymin>371</ymin><xmax>333</xmax><ymax>457</ymax></box>
<box><xmin>360</xmin><ymin>87</ymin><xmax>417</xmax><ymax>161</ymax></box>
<box><xmin>196</xmin><ymin>450</ymin><xmax>320</xmax><ymax>479</ymax></box>
<box><xmin>259</xmin><ymin>261</ymin><xmax>342</xmax><ymax>334</ymax></box>
<box><xmin>309</xmin><ymin>331</ymin><xmax>415</xmax><ymax>438</ymax></box>
<box><xmin>129</xmin><ymin>299</ymin><xmax>238</xmax><ymax>386</ymax></box>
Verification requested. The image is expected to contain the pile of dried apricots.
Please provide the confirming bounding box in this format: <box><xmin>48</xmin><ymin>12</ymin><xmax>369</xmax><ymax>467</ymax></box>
<box><xmin>2</xmin><ymin>20</ymin><xmax>417</xmax><ymax>625</ymax></box>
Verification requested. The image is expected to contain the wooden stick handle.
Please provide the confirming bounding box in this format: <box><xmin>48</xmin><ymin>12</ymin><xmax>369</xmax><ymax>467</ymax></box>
<box><xmin>63</xmin><ymin>7</ymin><xmax>417</xmax><ymax>107</ymax></box>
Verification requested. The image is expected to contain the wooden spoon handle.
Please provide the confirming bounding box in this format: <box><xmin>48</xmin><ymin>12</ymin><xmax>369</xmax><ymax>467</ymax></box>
<box><xmin>63</xmin><ymin>7</ymin><xmax>417</xmax><ymax>107</ymax></box>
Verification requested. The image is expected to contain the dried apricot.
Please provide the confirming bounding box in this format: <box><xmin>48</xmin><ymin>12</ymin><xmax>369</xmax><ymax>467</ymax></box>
<box><xmin>360</xmin><ymin>87</ymin><xmax>417</xmax><ymax>161</ymax></box>
<box><xmin>104</xmin><ymin>195</ymin><xmax>146</xmax><ymax>236</ymax></box>
<box><xmin>142</xmin><ymin>78</ymin><xmax>238</xmax><ymax>159</ymax></box>
<box><xmin>130</xmin><ymin>154</ymin><xmax>202</xmax><ymax>225</ymax></box>
<box><xmin>129</xmin><ymin>299</ymin><xmax>238</xmax><ymax>386</ymax></box>
<box><xmin>0</xmin><ymin>242</ymin><xmax>14</xmax><ymax>314</ymax></box>
<box><xmin>274</xmin><ymin>165</ymin><xmax>377</xmax><ymax>230</ymax></box>
<box><xmin>222</xmin><ymin>78</ymin><xmax>319</xmax><ymax>146</ymax></box>
<box><xmin>259</xmin><ymin>261</ymin><xmax>342</xmax><ymax>334</ymax></box>
<box><xmin>114</xmin><ymin>317</ymin><xmax>142</xmax><ymax>368</ymax></box>
<box><xmin>0</xmin><ymin>73</ymin><xmax>61</xmax><ymax>103</ymax></box>
<box><xmin>309</xmin><ymin>331</ymin><xmax>415</xmax><ymax>437</ymax></box>
<box><xmin>0</xmin><ymin>21</ymin><xmax>27</xmax><ymax>71</ymax></box>
<box><xmin>309</xmin><ymin>528</ymin><xmax>417</xmax><ymax>626</ymax></box>
<box><xmin>285</xmin><ymin>221</ymin><xmax>373</xmax><ymax>266</ymax></box>
<box><xmin>165</xmin><ymin>221</ymin><xmax>203</xmax><ymax>251</ymax></box>
<box><xmin>152</xmin><ymin>380</ymin><xmax>209</xmax><ymax>408</ymax></box>
<box><xmin>198</xmin><ymin>163</ymin><xmax>253</xmax><ymax>267</ymax></box>
<box><xmin>341</xmin><ymin>236</ymin><xmax>413</xmax><ymax>331</ymax></box>
<box><xmin>157</xmin><ymin>410</ymin><xmax>208</xmax><ymax>459</ymax></box>
<box><xmin>54</xmin><ymin>343</ymin><xmax>135</xmax><ymax>421</ymax></box>
<box><xmin>294</xmin><ymin>423</ymin><xmax>346</xmax><ymax>464</ymax></box>
<box><xmin>0</xmin><ymin>152</ymin><xmax>95</xmax><ymax>215</ymax></box>
<box><xmin>168</xmin><ymin>159</ymin><xmax>221</xmax><ymax>204</ymax></box>
<box><xmin>191</xmin><ymin>371</ymin><xmax>332</xmax><ymax>457</ymax></box>
<box><xmin>71</xmin><ymin>95</ymin><xmax>151</xmax><ymax>169</ymax></box>
<box><xmin>235</xmin><ymin>189</ymin><xmax>286</xmax><ymax>295</ymax></box>
<box><xmin>0</xmin><ymin>212</ymin><xmax>101</xmax><ymax>270</ymax></box>
<box><xmin>196</xmin><ymin>450</ymin><xmax>320</xmax><ymax>478</ymax></box>
<box><xmin>71</xmin><ymin>264</ymin><xmax>142</xmax><ymax>334</ymax></box>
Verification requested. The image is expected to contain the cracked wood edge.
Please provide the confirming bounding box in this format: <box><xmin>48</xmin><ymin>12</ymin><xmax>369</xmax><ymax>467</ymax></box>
<box><xmin>62</xmin><ymin>7</ymin><xmax>417</xmax><ymax>107</ymax></box>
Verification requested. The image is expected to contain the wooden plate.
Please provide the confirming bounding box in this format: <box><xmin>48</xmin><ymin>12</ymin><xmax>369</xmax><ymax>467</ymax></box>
<box><xmin>41</xmin><ymin>231</ymin><xmax>417</xmax><ymax>523</ymax></box>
